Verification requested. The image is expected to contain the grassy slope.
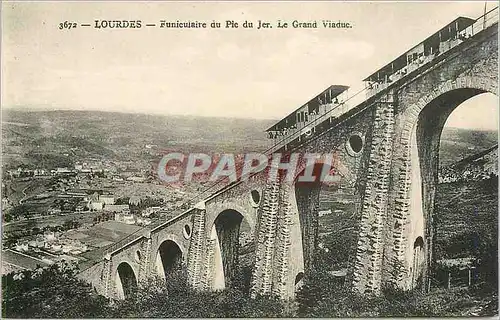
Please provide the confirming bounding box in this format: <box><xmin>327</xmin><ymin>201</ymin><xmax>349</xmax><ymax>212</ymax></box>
<box><xmin>433</xmin><ymin>178</ymin><xmax>498</xmax><ymax>260</ymax></box>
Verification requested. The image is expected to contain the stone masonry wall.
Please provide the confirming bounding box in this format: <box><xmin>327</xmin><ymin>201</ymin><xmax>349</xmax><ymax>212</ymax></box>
<box><xmin>271</xmin><ymin>183</ymin><xmax>294</xmax><ymax>297</ymax></box>
<box><xmin>352</xmin><ymin>101</ymin><xmax>395</xmax><ymax>294</ymax></box>
<box><xmin>250</xmin><ymin>180</ymin><xmax>281</xmax><ymax>296</ymax></box>
<box><xmin>385</xmin><ymin>23</ymin><xmax>498</xmax><ymax>289</ymax></box>
<box><xmin>186</xmin><ymin>208</ymin><xmax>206</xmax><ymax>289</ymax></box>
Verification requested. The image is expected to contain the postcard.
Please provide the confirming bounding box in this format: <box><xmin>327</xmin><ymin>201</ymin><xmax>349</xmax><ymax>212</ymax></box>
<box><xmin>1</xmin><ymin>1</ymin><xmax>498</xmax><ymax>318</ymax></box>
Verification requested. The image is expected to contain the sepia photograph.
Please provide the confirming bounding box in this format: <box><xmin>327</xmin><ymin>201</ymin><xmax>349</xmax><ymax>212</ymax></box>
<box><xmin>1</xmin><ymin>1</ymin><xmax>498</xmax><ymax>318</ymax></box>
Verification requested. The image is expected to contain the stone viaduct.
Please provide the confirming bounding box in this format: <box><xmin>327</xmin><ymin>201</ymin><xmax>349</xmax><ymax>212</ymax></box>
<box><xmin>78</xmin><ymin>16</ymin><xmax>498</xmax><ymax>300</ymax></box>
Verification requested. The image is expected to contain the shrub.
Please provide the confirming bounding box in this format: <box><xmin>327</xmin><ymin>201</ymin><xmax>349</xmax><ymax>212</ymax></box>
<box><xmin>2</xmin><ymin>262</ymin><xmax>109</xmax><ymax>318</ymax></box>
<box><xmin>109</xmin><ymin>266</ymin><xmax>286</xmax><ymax>318</ymax></box>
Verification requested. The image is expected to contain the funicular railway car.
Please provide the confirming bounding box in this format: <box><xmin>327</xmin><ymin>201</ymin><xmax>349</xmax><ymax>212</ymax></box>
<box><xmin>265</xmin><ymin>7</ymin><xmax>499</xmax><ymax>151</ymax></box>
<box><xmin>266</xmin><ymin>85</ymin><xmax>349</xmax><ymax>149</ymax></box>
<box><xmin>363</xmin><ymin>16</ymin><xmax>477</xmax><ymax>98</ymax></box>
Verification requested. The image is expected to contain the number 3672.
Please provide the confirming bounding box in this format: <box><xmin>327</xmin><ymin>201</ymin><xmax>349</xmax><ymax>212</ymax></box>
<box><xmin>59</xmin><ymin>21</ymin><xmax>77</xmax><ymax>30</ymax></box>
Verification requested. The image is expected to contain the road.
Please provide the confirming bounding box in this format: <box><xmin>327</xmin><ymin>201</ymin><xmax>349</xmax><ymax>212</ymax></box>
<box><xmin>18</xmin><ymin>182</ymin><xmax>33</xmax><ymax>205</ymax></box>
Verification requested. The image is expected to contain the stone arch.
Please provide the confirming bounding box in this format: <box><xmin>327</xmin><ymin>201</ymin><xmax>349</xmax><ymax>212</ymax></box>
<box><xmin>401</xmin><ymin>75</ymin><xmax>497</xmax><ymax>135</ymax></box>
<box><xmin>411</xmin><ymin>236</ymin><xmax>425</xmax><ymax>287</ymax></box>
<box><xmin>206</xmin><ymin>201</ymin><xmax>256</xmax><ymax>236</ymax></box>
<box><xmin>152</xmin><ymin>233</ymin><xmax>186</xmax><ymax>261</ymax></box>
<box><xmin>115</xmin><ymin>261</ymin><xmax>138</xmax><ymax>300</ymax></box>
<box><xmin>390</xmin><ymin>74</ymin><xmax>498</xmax><ymax>289</ymax></box>
<box><xmin>208</xmin><ymin>208</ymin><xmax>246</xmax><ymax>290</ymax></box>
<box><xmin>293</xmin><ymin>162</ymin><xmax>324</xmax><ymax>272</ymax></box>
<box><xmin>155</xmin><ymin>238</ymin><xmax>184</xmax><ymax>281</ymax></box>
<box><xmin>295</xmin><ymin>271</ymin><xmax>305</xmax><ymax>289</ymax></box>
<box><xmin>293</xmin><ymin>155</ymin><xmax>360</xmax><ymax>277</ymax></box>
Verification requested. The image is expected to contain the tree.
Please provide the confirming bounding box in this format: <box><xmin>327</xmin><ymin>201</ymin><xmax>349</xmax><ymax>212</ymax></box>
<box><xmin>8</xmin><ymin>204</ymin><xmax>32</xmax><ymax>220</ymax></box>
<box><xmin>2</xmin><ymin>262</ymin><xmax>109</xmax><ymax>318</ymax></box>
<box><xmin>115</xmin><ymin>197</ymin><xmax>130</xmax><ymax>205</ymax></box>
<box><xmin>3</xmin><ymin>212</ymin><xmax>13</xmax><ymax>223</ymax></box>
<box><xmin>62</xmin><ymin>219</ymin><xmax>81</xmax><ymax>230</ymax></box>
<box><xmin>109</xmin><ymin>266</ymin><xmax>287</xmax><ymax>318</ymax></box>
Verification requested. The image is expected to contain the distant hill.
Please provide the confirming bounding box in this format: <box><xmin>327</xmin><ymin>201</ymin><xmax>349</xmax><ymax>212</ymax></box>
<box><xmin>2</xmin><ymin>109</ymin><xmax>497</xmax><ymax>170</ymax></box>
<box><xmin>1</xmin><ymin>110</ymin><xmax>276</xmax><ymax>169</ymax></box>
<box><xmin>439</xmin><ymin>144</ymin><xmax>498</xmax><ymax>183</ymax></box>
<box><xmin>439</xmin><ymin>127</ymin><xmax>498</xmax><ymax>166</ymax></box>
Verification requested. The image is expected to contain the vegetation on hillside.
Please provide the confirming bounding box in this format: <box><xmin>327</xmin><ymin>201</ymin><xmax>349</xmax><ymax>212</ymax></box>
<box><xmin>3</xmin><ymin>110</ymin><xmax>495</xmax><ymax>170</ymax></box>
<box><xmin>3</xmin><ymin>259</ymin><xmax>497</xmax><ymax>318</ymax></box>
<box><xmin>2</xmin><ymin>110</ymin><xmax>275</xmax><ymax>170</ymax></box>
<box><xmin>2</xmin><ymin>263</ymin><xmax>109</xmax><ymax>318</ymax></box>
<box><xmin>433</xmin><ymin>177</ymin><xmax>498</xmax><ymax>286</ymax></box>
<box><xmin>3</xmin><ymin>177</ymin><xmax>497</xmax><ymax>318</ymax></box>
<box><xmin>296</xmin><ymin>266</ymin><xmax>497</xmax><ymax>317</ymax></box>
<box><xmin>2</xmin><ymin>264</ymin><xmax>288</xmax><ymax>318</ymax></box>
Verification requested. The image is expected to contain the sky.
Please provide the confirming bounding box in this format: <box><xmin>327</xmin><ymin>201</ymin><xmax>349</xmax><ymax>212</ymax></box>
<box><xmin>1</xmin><ymin>1</ymin><xmax>498</xmax><ymax>130</ymax></box>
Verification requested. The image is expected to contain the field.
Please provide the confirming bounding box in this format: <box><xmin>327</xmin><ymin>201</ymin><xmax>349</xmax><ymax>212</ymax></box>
<box><xmin>439</xmin><ymin>127</ymin><xmax>497</xmax><ymax>166</ymax></box>
<box><xmin>3</xmin><ymin>212</ymin><xmax>97</xmax><ymax>234</ymax></box>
